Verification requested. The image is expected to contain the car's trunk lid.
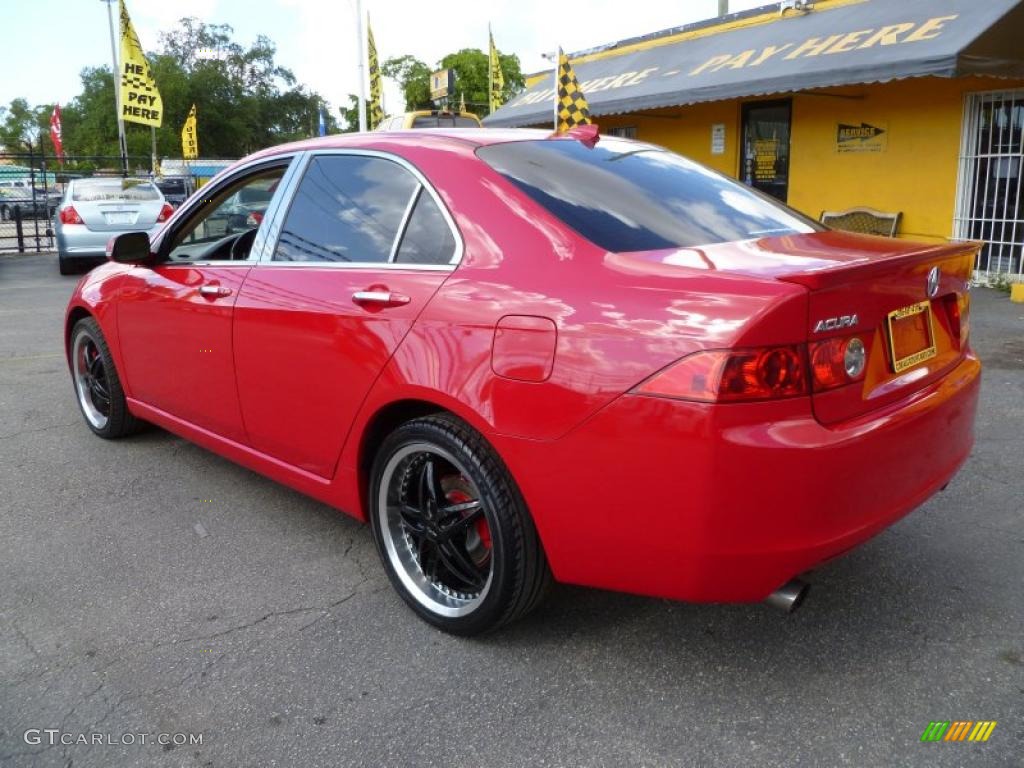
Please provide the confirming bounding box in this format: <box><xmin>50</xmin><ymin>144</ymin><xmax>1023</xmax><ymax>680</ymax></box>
<box><xmin>619</xmin><ymin>231</ymin><xmax>978</xmax><ymax>424</ymax></box>
<box><xmin>75</xmin><ymin>200</ymin><xmax>159</xmax><ymax>232</ymax></box>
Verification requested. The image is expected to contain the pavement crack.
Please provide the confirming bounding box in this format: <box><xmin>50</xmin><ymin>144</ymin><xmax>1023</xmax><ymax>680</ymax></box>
<box><xmin>10</xmin><ymin>618</ymin><xmax>42</xmax><ymax>659</ymax></box>
<box><xmin>298</xmin><ymin>589</ymin><xmax>362</xmax><ymax>633</ymax></box>
<box><xmin>160</xmin><ymin>586</ymin><xmax>368</xmax><ymax>647</ymax></box>
<box><xmin>0</xmin><ymin>422</ymin><xmax>78</xmax><ymax>440</ymax></box>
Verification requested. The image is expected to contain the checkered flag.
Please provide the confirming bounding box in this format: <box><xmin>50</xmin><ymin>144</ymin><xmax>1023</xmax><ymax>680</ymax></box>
<box><xmin>556</xmin><ymin>48</ymin><xmax>591</xmax><ymax>132</ymax></box>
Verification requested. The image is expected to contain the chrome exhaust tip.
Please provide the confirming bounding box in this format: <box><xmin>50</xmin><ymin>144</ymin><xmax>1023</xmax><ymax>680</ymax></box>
<box><xmin>764</xmin><ymin>579</ymin><xmax>809</xmax><ymax>613</ymax></box>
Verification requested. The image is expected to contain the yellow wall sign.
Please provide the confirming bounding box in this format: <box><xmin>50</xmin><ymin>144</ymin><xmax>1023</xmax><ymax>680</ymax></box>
<box><xmin>836</xmin><ymin>121</ymin><xmax>887</xmax><ymax>153</ymax></box>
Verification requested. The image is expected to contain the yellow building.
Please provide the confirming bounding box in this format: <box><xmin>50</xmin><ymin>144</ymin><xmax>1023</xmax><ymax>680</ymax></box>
<box><xmin>486</xmin><ymin>0</ymin><xmax>1024</xmax><ymax>280</ymax></box>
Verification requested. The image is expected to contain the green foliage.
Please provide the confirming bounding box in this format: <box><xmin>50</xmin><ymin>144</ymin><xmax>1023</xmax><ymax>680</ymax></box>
<box><xmin>338</xmin><ymin>95</ymin><xmax>371</xmax><ymax>133</ymax></box>
<box><xmin>2</xmin><ymin>21</ymin><xmax>520</xmax><ymax>162</ymax></box>
<box><xmin>0</xmin><ymin>98</ymin><xmax>49</xmax><ymax>152</ymax></box>
<box><xmin>383</xmin><ymin>48</ymin><xmax>523</xmax><ymax>115</ymax></box>
<box><xmin>382</xmin><ymin>55</ymin><xmax>433</xmax><ymax>111</ymax></box>
<box><xmin>2</xmin><ymin>17</ymin><xmax>337</xmax><ymax>162</ymax></box>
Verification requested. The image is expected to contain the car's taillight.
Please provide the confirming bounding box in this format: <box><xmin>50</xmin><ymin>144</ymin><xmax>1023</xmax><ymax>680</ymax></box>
<box><xmin>156</xmin><ymin>203</ymin><xmax>174</xmax><ymax>223</ymax></box>
<box><xmin>948</xmin><ymin>291</ymin><xmax>970</xmax><ymax>346</ymax></box>
<box><xmin>246</xmin><ymin>211</ymin><xmax>264</xmax><ymax>227</ymax></box>
<box><xmin>633</xmin><ymin>345</ymin><xmax>808</xmax><ymax>403</ymax></box>
<box><xmin>59</xmin><ymin>206</ymin><xmax>83</xmax><ymax>225</ymax></box>
<box><xmin>809</xmin><ymin>334</ymin><xmax>866</xmax><ymax>392</ymax></box>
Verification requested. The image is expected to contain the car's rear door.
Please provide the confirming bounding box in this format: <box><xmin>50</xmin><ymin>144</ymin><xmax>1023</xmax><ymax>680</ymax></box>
<box><xmin>117</xmin><ymin>158</ymin><xmax>298</xmax><ymax>443</ymax></box>
<box><xmin>233</xmin><ymin>150</ymin><xmax>460</xmax><ymax>477</ymax></box>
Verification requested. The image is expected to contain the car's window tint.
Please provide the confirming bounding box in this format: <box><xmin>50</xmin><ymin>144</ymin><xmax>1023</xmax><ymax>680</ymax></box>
<box><xmin>166</xmin><ymin>168</ymin><xmax>285</xmax><ymax>262</ymax></box>
<box><xmin>72</xmin><ymin>180</ymin><xmax>160</xmax><ymax>202</ymax></box>
<box><xmin>394</xmin><ymin>190</ymin><xmax>456</xmax><ymax>265</ymax></box>
<box><xmin>477</xmin><ymin>139</ymin><xmax>822</xmax><ymax>252</ymax></box>
<box><xmin>274</xmin><ymin>155</ymin><xmax>417</xmax><ymax>263</ymax></box>
<box><xmin>411</xmin><ymin>116</ymin><xmax>478</xmax><ymax>128</ymax></box>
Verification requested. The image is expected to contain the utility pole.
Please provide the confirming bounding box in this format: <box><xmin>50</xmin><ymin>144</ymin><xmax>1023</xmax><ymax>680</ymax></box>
<box><xmin>102</xmin><ymin>0</ymin><xmax>128</xmax><ymax>174</ymax></box>
<box><xmin>356</xmin><ymin>0</ymin><xmax>367</xmax><ymax>132</ymax></box>
<box><xmin>718</xmin><ymin>0</ymin><xmax>729</xmax><ymax>16</ymax></box>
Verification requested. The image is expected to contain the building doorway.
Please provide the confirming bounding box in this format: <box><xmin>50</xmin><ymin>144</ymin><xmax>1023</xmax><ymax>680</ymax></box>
<box><xmin>955</xmin><ymin>90</ymin><xmax>1024</xmax><ymax>280</ymax></box>
<box><xmin>742</xmin><ymin>100</ymin><xmax>792</xmax><ymax>203</ymax></box>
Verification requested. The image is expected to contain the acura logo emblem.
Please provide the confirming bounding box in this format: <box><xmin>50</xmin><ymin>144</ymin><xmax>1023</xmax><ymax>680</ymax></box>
<box><xmin>926</xmin><ymin>266</ymin><xmax>940</xmax><ymax>298</ymax></box>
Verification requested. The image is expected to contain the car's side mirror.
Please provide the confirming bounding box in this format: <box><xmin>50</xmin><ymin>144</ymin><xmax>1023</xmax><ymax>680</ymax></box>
<box><xmin>107</xmin><ymin>232</ymin><xmax>154</xmax><ymax>265</ymax></box>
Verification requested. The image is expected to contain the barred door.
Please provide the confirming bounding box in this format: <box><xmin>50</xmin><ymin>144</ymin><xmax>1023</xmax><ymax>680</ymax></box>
<box><xmin>954</xmin><ymin>91</ymin><xmax>1024</xmax><ymax>281</ymax></box>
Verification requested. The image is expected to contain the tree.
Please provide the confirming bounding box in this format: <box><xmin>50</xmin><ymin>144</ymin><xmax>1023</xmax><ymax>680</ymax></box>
<box><xmin>383</xmin><ymin>48</ymin><xmax>524</xmax><ymax>115</ymax></box>
<box><xmin>8</xmin><ymin>18</ymin><xmax>339</xmax><ymax>165</ymax></box>
<box><xmin>338</xmin><ymin>95</ymin><xmax>370</xmax><ymax>133</ymax></box>
<box><xmin>381</xmin><ymin>56</ymin><xmax>433</xmax><ymax>111</ymax></box>
<box><xmin>0</xmin><ymin>98</ymin><xmax>49</xmax><ymax>153</ymax></box>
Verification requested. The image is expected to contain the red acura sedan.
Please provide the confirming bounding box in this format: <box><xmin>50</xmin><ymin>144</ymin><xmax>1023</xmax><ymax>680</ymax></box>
<box><xmin>65</xmin><ymin>129</ymin><xmax>980</xmax><ymax>634</ymax></box>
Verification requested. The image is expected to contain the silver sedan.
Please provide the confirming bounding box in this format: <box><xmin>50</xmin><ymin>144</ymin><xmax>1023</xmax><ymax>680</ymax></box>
<box><xmin>55</xmin><ymin>178</ymin><xmax>172</xmax><ymax>275</ymax></box>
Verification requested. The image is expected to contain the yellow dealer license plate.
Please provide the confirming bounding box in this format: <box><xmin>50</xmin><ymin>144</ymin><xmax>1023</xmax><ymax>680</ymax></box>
<box><xmin>887</xmin><ymin>301</ymin><xmax>937</xmax><ymax>373</ymax></box>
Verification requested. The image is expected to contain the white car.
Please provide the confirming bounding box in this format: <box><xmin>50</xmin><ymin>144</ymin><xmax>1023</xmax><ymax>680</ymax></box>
<box><xmin>55</xmin><ymin>178</ymin><xmax>173</xmax><ymax>275</ymax></box>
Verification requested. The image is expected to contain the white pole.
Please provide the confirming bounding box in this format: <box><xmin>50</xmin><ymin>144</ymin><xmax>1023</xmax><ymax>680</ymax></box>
<box><xmin>356</xmin><ymin>0</ymin><xmax>367</xmax><ymax>132</ymax></box>
<box><xmin>553</xmin><ymin>47</ymin><xmax>559</xmax><ymax>131</ymax></box>
<box><xmin>103</xmin><ymin>0</ymin><xmax>128</xmax><ymax>172</ymax></box>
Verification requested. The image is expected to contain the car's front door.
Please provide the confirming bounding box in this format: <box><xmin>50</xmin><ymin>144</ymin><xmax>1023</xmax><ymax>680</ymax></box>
<box><xmin>233</xmin><ymin>151</ymin><xmax>460</xmax><ymax>477</ymax></box>
<box><xmin>117</xmin><ymin>160</ymin><xmax>295</xmax><ymax>443</ymax></box>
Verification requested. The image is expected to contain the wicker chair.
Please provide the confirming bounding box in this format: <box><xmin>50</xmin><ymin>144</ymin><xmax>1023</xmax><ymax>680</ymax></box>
<box><xmin>820</xmin><ymin>207</ymin><xmax>902</xmax><ymax>237</ymax></box>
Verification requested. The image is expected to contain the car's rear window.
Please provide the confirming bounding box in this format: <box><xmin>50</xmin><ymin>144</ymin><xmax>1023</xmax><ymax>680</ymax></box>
<box><xmin>72</xmin><ymin>180</ymin><xmax>160</xmax><ymax>202</ymax></box>
<box><xmin>476</xmin><ymin>138</ymin><xmax>821</xmax><ymax>252</ymax></box>
<box><xmin>411</xmin><ymin>116</ymin><xmax>479</xmax><ymax>128</ymax></box>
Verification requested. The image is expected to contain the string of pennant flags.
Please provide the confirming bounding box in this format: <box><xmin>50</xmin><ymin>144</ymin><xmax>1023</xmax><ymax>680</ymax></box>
<box><xmin>52</xmin><ymin>1</ymin><xmax>593</xmax><ymax>163</ymax></box>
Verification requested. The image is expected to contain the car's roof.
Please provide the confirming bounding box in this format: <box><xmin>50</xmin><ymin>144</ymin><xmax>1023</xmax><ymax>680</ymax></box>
<box><xmin>251</xmin><ymin>128</ymin><xmax>555</xmax><ymax>160</ymax></box>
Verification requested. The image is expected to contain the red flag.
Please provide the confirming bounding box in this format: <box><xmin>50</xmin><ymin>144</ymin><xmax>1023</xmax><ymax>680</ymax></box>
<box><xmin>49</xmin><ymin>104</ymin><xmax>65</xmax><ymax>162</ymax></box>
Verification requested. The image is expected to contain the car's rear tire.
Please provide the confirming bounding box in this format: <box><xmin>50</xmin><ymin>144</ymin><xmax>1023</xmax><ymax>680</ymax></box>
<box><xmin>70</xmin><ymin>317</ymin><xmax>143</xmax><ymax>439</ymax></box>
<box><xmin>369</xmin><ymin>414</ymin><xmax>551</xmax><ymax>635</ymax></box>
<box><xmin>58</xmin><ymin>255</ymin><xmax>75</xmax><ymax>275</ymax></box>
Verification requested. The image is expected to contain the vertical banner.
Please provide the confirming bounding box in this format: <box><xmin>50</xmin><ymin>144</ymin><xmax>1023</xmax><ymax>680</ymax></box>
<box><xmin>489</xmin><ymin>27</ymin><xmax>504</xmax><ymax>114</ymax></box>
<box><xmin>367</xmin><ymin>20</ymin><xmax>384</xmax><ymax>130</ymax></box>
<box><xmin>181</xmin><ymin>104</ymin><xmax>198</xmax><ymax>159</ymax></box>
<box><xmin>49</xmin><ymin>104</ymin><xmax>66</xmax><ymax>162</ymax></box>
<box><xmin>118</xmin><ymin>0</ymin><xmax>163</xmax><ymax>127</ymax></box>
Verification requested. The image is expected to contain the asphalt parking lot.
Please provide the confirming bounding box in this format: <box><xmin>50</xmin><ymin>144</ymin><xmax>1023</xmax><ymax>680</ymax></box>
<box><xmin>0</xmin><ymin>252</ymin><xmax>1021</xmax><ymax>768</ymax></box>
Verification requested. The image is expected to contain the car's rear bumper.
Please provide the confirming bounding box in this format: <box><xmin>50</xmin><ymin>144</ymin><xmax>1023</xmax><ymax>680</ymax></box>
<box><xmin>57</xmin><ymin>225</ymin><xmax>162</xmax><ymax>257</ymax></box>
<box><xmin>496</xmin><ymin>351</ymin><xmax>981</xmax><ymax>603</ymax></box>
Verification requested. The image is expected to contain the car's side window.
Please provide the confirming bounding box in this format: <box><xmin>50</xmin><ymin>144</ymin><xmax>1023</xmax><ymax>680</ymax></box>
<box><xmin>166</xmin><ymin>166</ymin><xmax>287</xmax><ymax>263</ymax></box>
<box><xmin>273</xmin><ymin>155</ymin><xmax>418</xmax><ymax>263</ymax></box>
<box><xmin>394</xmin><ymin>189</ymin><xmax>456</xmax><ymax>265</ymax></box>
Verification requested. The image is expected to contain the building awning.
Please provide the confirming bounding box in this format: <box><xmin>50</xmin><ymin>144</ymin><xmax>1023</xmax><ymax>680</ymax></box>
<box><xmin>485</xmin><ymin>0</ymin><xmax>1024</xmax><ymax>127</ymax></box>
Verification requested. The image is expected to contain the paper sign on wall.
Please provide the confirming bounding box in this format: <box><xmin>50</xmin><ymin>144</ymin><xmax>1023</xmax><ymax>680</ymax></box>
<box><xmin>836</xmin><ymin>122</ymin><xmax>888</xmax><ymax>153</ymax></box>
<box><xmin>711</xmin><ymin>123</ymin><xmax>726</xmax><ymax>155</ymax></box>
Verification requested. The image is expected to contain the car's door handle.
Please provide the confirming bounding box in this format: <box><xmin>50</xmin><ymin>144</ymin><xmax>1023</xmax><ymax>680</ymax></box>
<box><xmin>352</xmin><ymin>290</ymin><xmax>411</xmax><ymax>307</ymax></box>
<box><xmin>199</xmin><ymin>284</ymin><xmax>232</xmax><ymax>298</ymax></box>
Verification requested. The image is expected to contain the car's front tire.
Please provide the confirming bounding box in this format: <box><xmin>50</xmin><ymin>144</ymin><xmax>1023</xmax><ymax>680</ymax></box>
<box><xmin>369</xmin><ymin>414</ymin><xmax>551</xmax><ymax>635</ymax></box>
<box><xmin>70</xmin><ymin>318</ymin><xmax>143</xmax><ymax>439</ymax></box>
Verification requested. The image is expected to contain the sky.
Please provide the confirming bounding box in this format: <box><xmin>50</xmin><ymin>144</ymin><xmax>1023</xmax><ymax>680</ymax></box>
<box><xmin>2</xmin><ymin>0</ymin><xmax>768</xmax><ymax>119</ymax></box>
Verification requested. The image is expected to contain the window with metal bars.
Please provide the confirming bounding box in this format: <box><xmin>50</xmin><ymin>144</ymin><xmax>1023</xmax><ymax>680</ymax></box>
<box><xmin>954</xmin><ymin>91</ymin><xmax>1024</xmax><ymax>279</ymax></box>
